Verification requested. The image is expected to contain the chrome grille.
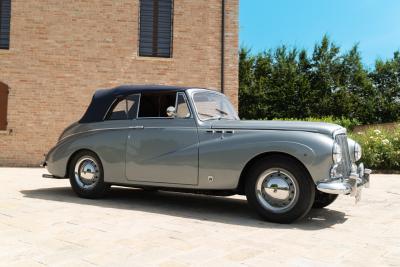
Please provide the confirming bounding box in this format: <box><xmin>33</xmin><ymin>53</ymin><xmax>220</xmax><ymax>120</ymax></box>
<box><xmin>335</xmin><ymin>134</ymin><xmax>352</xmax><ymax>177</ymax></box>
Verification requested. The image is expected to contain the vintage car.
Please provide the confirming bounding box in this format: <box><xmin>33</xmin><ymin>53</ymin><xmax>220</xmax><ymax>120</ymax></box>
<box><xmin>42</xmin><ymin>85</ymin><xmax>370</xmax><ymax>223</ymax></box>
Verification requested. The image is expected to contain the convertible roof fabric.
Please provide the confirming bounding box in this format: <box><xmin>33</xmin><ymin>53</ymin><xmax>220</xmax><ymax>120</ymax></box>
<box><xmin>79</xmin><ymin>85</ymin><xmax>192</xmax><ymax>123</ymax></box>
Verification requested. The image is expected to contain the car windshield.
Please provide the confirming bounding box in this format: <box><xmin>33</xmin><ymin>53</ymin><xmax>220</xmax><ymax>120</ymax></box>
<box><xmin>192</xmin><ymin>91</ymin><xmax>239</xmax><ymax>121</ymax></box>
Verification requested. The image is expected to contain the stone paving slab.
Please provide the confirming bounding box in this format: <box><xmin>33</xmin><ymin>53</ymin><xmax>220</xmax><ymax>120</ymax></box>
<box><xmin>0</xmin><ymin>168</ymin><xmax>399</xmax><ymax>267</ymax></box>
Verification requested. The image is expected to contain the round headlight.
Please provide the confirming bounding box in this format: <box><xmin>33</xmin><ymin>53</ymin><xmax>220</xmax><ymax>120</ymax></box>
<box><xmin>333</xmin><ymin>142</ymin><xmax>342</xmax><ymax>163</ymax></box>
<box><xmin>354</xmin><ymin>142</ymin><xmax>362</xmax><ymax>161</ymax></box>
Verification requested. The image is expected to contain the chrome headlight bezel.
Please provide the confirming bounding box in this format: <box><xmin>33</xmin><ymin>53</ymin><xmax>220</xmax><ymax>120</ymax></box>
<box><xmin>332</xmin><ymin>142</ymin><xmax>342</xmax><ymax>164</ymax></box>
<box><xmin>354</xmin><ymin>142</ymin><xmax>362</xmax><ymax>162</ymax></box>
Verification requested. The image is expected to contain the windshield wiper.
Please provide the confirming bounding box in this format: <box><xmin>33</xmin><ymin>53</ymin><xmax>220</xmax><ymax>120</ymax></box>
<box><xmin>198</xmin><ymin>111</ymin><xmax>231</xmax><ymax>121</ymax></box>
<box><xmin>215</xmin><ymin>108</ymin><xmax>228</xmax><ymax>115</ymax></box>
<box><xmin>198</xmin><ymin>112</ymin><xmax>214</xmax><ymax>118</ymax></box>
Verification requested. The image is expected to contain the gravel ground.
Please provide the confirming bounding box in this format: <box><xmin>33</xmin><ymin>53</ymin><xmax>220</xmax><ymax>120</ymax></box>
<box><xmin>0</xmin><ymin>167</ymin><xmax>399</xmax><ymax>267</ymax></box>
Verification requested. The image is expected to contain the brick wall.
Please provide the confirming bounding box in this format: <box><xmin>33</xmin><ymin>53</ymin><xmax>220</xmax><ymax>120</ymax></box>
<box><xmin>0</xmin><ymin>0</ymin><xmax>239</xmax><ymax>166</ymax></box>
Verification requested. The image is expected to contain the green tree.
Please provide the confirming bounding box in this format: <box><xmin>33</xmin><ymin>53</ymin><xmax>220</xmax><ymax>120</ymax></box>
<box><xmin>238</xmin><ymin>35</ymin><xmax>400</xmax><ymax>124</ymax></box>
<box><xmin>370</xmin><ymin>51</ymin><xmax>400</xmax><ymax>122</ymax></box>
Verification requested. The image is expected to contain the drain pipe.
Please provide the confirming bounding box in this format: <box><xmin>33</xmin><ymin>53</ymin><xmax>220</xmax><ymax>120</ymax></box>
<box><xmin>221</xmin><ymin>0</ymin><xmax>225</xmax><ymax>94</ymax></box>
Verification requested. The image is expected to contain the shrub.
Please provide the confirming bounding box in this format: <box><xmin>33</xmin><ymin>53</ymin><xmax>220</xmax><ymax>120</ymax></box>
<box><xmin>272</xmin><ymin>117</ymin><xmax>400</xmax><ymax>170</ymax></box>
<box><xmin>350</xmin><ymin>126</ymin><xmax>400</xmax><ymax>170</ymax></box>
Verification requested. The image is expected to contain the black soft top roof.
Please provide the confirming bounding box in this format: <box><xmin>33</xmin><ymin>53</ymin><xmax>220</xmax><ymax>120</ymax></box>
<box><xmin>79</xmin><ymin>85</ymin><xmax>192</xmax><ymax>123</ymax></box>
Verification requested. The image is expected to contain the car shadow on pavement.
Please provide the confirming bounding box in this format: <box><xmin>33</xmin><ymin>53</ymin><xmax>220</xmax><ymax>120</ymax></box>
<box><xmin>20</xmin><ymin>186</ymin><xmax>347</xmax><ymax>230</ymax></box>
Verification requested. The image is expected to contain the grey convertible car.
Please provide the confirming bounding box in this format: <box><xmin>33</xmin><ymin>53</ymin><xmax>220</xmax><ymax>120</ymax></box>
<box><xmin>42</xmin><ymin>85</ymin><xmax>370</xmax><ymax>223</ymax></box>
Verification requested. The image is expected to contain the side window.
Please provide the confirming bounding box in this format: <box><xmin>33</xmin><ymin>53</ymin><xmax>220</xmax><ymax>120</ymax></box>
<box><xmin>175</xmin><ymin>93</ymin><xmax>191</xmax><ymax>118</ymax></box>
<box><xmin>138</xmin><ymin>92</ymin><xmax>176</xmax><ymax>118</ymax></box>
<box><xmin>105</xmin><ymin>94</ymin><xmax>139</xmax><ymax>120</ymax></box>
<box><xmin>109</xmin><ymin>100</ymin><xmax>127</xmax><ymax>120</ymax></box>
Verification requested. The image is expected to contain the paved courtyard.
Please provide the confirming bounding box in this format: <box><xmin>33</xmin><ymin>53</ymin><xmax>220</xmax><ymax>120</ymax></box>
<box><xmin>0</xmin><ymin>168</ymin><xmax>399</xmax><ymax>267</ymax></box>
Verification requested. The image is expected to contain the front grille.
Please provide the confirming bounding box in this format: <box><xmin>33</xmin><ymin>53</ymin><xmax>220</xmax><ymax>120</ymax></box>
<box><xmin>335</xmin><ymin>134</ymin><xmax>352</xmax><ymax>178</ymax></box>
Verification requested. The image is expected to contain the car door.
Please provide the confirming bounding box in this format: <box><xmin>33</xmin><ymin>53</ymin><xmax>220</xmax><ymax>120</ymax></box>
<box><xmin>90</xmin><ymin>93</ymin><xmax>140</xmax><ymax>182</ymax></box>
<box><xmin>125</xmin><ymin>91</ymin><xmax>199</xmax><ymax>185</ymax></box>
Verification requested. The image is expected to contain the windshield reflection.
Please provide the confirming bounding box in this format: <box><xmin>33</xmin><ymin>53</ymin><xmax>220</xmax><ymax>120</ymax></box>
<box><xmin>193</xmin><ymin>91</ymin><xmax>239</xmax><ymax>121</ymax></box>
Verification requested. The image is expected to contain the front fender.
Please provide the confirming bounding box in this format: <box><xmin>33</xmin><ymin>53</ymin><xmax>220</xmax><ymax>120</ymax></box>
<box><xmin>197</xmin><ymin>130</ymin><xmax>334</xmax><ymax>189</ymax></box>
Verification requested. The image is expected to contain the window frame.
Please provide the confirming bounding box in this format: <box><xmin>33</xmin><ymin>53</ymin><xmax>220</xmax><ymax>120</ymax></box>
<box><xmin>138</xmin><ymin>0</ymin><xmax>174</xmax><ymax>58</ymax></box>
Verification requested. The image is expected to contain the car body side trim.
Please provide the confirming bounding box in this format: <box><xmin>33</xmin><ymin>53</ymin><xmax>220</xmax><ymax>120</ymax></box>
<box><xmin>60</xmin><ymin>126</ymin><xmax>143</xmax><ymax>141</ymax></box>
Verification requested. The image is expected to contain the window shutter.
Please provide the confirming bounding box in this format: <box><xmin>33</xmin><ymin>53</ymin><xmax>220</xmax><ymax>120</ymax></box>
<box><xmin>0</xmin><ymin>0</ymin><xmax>11</xmax><ymax>49</ymax></box>
<box><xmin>139</xmin><ymin>0</ymin><xmax>173</xmax><ymax>57</ymax></box>
<box><xmin>0</xmin><ymin>82</ymin><xmax>9</xmax><ymax>130</ymax></box>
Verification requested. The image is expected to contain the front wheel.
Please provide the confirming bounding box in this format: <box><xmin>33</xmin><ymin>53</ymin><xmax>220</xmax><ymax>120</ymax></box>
<box><xmin>245</xmin><ymin>156</ymin><xmax>315</xmax><ymax>223</ymax></box>
<box><xmin>69</xmin><ymin>150</ymin><xmax>110</xmax><ymax>199</ymax></box>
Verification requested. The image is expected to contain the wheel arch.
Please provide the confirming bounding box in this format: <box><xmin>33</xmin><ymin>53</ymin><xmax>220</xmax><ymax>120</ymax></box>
<box><xmin>236</xmin><ymin>152</ymin><xmax>313</xmax><ymax>194</ymax></box>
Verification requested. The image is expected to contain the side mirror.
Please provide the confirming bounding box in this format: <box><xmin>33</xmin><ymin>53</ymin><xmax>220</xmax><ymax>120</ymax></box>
<box><xmin>166</xmin><ymin>106</ymin><xmax>176</xmax><ymax>118</ymax></box>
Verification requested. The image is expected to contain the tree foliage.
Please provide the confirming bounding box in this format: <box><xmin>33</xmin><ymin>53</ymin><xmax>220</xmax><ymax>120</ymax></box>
<box><xmin>239</xmin><ymin>35</ymin><xmax>400</xmax><ymax>124</ymax></box>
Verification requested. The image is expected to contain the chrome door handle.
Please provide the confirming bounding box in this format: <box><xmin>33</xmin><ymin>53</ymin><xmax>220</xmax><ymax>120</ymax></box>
<box><xmin>130</xmin><ymin>126</ymin><xmax>144</xmax><ymax>129</ymax></box>
<box><xmin>206</xmin><ymin>129</ymin><xmax>234</xmax><ymax>134</ymax></box>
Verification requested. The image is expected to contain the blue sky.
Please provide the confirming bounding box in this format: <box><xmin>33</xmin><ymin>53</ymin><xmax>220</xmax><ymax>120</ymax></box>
<box><xmin>239</xmin><ymin>0</ymin><xmax>400</xmax><ymax>67</ymax></box>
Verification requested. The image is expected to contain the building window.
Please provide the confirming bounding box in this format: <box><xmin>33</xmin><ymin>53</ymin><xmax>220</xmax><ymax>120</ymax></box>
<box><xmin>0</xmin><ymin>0</ymin><xmax>11</xmax><ymax>50</ymax></box>
<box><xmin>0</xmin><ymin>82</ymin><xmax>9</xmax><ymax>130</ymax></box>
<box><xmin>139</xmin><ymin>0</ymin><xmax>173</xmax><ymax>58</ymax></box>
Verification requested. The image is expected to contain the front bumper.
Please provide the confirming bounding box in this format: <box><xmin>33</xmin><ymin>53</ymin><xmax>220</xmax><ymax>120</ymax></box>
<box><xmin>317</xmin><ymin>163</ymin><xmax>371</xmax><ymax>202</ymax></box>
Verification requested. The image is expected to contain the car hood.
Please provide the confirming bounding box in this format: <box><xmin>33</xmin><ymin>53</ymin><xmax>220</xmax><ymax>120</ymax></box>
<box><xmin>211</xmin><ymin>120</ymin><xmax>344</xmax><ymax>136</ymax></box>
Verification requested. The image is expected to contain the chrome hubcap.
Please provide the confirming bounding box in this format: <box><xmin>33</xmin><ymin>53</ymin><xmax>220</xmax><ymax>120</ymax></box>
<box><xmin>264</xmin><ymin>177</ymin><xmax>290</xmax><ymax>201</ymax></box>
<box><xmin>74</xmin><ymin>156</ymin><xmax>100</xmax><ymax>189</ymax></box>
<box><xmin>256</xmin><ymin>168</ymin><xmax>299</xmax><ymax>213</ymax></box>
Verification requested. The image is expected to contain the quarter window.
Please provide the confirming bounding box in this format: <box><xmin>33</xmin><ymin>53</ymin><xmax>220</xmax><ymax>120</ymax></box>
<box><xmin>105</xmin><ymin>94</ymin><xmax>140</xmax><ymax>120</ymax></box>
<box><xmin>0</xmin><ymin>0</ymin><xmax>11</xmax><ymax>50</ymax></box>
<box><xmin>139</xmin><ymin>0</ymin><xmax>173</xmax><ymax>58</ymax></box>
<box><xmin>176</xmin><ymin>93</ymin><xmax>191</xmax><ymax>118</ymax></box>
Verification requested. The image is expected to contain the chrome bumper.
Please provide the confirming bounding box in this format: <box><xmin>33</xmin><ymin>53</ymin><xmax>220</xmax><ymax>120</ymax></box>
<box><xmin>317</xmin><ymin>163</ymin><xmax>371</xmax><ymax>202</ymax></box>
<box><xmin>42</xmin><ymin>173</ymin><xmax>65</xmax><ymax>179</ymax></box>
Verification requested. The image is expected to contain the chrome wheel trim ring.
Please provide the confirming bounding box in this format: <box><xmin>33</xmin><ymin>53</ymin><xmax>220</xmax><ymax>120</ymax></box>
<box><xmin>74</xmin><ymin>156</ymin><xmax>100</xmax><ymax>190</ymax></box>
<box><xmin>255</xmin><ymin>168</ymin><xmax>299</xmax><ymax>213</ymax></box>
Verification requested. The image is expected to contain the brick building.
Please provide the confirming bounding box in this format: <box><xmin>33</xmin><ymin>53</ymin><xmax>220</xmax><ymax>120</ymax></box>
<box><xmin>0</xmin><ymin>0</ymin><xmax>239</xmax><ymax>166</ymax></box>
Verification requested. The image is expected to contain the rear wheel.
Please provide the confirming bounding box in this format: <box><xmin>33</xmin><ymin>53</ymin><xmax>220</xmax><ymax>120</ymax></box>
<box><xmin>68</xmin><ymin>151</ymin><xmax>110</xmax><ymax>199</ymax></box>
<box><xmin>245</xmin><ymin>156</ymin><xmax>315</xmax><ymax>223</ymax></box>
<box><xmin>313</xmin><ymin>191</ymin><xmax>338</xmax><ymax>209</ymax></box>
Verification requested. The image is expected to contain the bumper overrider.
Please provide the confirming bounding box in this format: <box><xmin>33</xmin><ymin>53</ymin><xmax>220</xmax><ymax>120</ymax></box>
<box><xmin>317</xmin><ymin>163</ymin><xmax>371</xmax><ymax>202</ymax></box>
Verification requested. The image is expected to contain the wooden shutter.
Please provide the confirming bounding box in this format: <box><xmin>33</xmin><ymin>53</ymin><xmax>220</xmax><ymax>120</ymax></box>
<box><xmin>0</xmin><ymin>0</ymin><xmax>11</xmax><ymax>49</ymax></box>
<box><xmin>139</xmin><ymin>0</ymin><xmax>173</xmax><ymax>57</ymax></box>
<box><xmin>0</xmin><ymin>82</ymin><xmax>9</xmax><ymax>130</ymax></box>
